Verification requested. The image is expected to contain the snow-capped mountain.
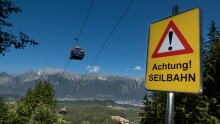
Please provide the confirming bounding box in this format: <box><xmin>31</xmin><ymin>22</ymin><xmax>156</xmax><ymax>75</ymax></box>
<box><xmin>0</xmin><ymin>69</ymin><xmax>148</xmax><ymax>103</ymax></box>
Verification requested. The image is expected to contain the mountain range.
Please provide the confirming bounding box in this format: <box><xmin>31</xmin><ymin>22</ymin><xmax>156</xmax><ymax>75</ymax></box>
<box><xmin>0</xmin><ymin>69</ymin><xmax>149</xmax><ymax>105</ymax></box>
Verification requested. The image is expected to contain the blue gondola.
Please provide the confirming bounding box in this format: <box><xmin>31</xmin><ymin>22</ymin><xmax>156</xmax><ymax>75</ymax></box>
<box><xmin>70</xmin><ymin>46</ymin><xmax>85</xmax><ymax>60</ymax></box>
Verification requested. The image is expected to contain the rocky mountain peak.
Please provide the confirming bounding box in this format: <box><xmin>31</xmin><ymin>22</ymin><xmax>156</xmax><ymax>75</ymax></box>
<box><xmin>0</xmin><ymin>69</ymin><xmax>147</xmax><ymax>104</ymax></box>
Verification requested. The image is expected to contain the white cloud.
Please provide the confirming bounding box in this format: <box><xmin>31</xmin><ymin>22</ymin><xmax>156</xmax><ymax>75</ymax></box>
<box><xmin>86</xmin><ymin>66</ymin><xmax>101</xmax><ymax>73</ymax></box>
<box><xmin>127</xmin><ymin>68</ymin><xmax>130</xmax><ymax>70</ymax></box>
<box><xmin>134</xmin><ymin>66</ymin><xmax>142</xmax><ymax>70</ymax></box>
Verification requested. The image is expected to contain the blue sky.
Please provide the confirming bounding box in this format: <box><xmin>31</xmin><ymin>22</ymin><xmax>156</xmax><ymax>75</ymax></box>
<box><xmin>1</xmin><ymin>0</ymin><xmax>220</xmax><ymax>77</ymax></box>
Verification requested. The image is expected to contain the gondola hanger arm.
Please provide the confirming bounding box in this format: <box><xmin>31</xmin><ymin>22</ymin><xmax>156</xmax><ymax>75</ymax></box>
<box><xmin>74</xmin><ymin>38</ymin><xmax>78</xmax><ymax>47</ymax></box>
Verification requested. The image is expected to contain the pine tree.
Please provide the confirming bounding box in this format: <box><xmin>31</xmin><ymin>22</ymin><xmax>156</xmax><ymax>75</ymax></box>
<box><xmin>139</xmin><ymin>94</ymin><xmax>151</xmax><ymax>124</ymax></box>
<box><xmin>202</xmin><ymin>20</ymin><xmax>220</xmax><ymax>122</ymax></box>
<box><xmin>139</xmin><ymin>92</ymin><xmax>166</xmax><ymax>124</ymax></box>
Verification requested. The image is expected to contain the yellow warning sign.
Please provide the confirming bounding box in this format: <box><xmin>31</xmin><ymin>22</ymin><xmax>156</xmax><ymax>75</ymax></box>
<box><xmin>145</xmin><ymin>8</ymin><xmax>202</xmax><ymax>93</ymax></box>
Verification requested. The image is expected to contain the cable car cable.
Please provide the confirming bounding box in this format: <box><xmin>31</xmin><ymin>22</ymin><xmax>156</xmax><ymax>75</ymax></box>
<box><xmin>76</xmin><ymin>0</ymin><xmax>94</xmax><ymax>44</ymax></box>
<box><xmin>69</xmin><ymin>0</ymin><xmax>135</xmax><ymax>96</ymax></box>
<box><xmin>54</xmin><ymin>59</ymin><xmax>70</xmax><ymax>92</ymax></box>
<box><xmin>54</xmin><ymin>0</ymin><xmax>94</xmax><ymax>93</ymax></box>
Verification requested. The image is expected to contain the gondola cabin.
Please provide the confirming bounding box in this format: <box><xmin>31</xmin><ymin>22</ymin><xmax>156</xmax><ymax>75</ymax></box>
<box><xmin>70</xmin><ymin>47</ymin><xmax>85</xmax><ymax>60</ymax></box>
<box><xmin>59</xmin><ymin>108</ymin><xmax>66</xmax><ymax>115</ymax></box>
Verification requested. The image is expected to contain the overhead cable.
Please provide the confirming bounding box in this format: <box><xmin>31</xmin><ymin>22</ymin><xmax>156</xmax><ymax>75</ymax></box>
<box><xmin>54</xmin><ymin>0</ymin><xmax>95</xmax><ymax>93</ymax></box>
<box><xmin>70</xmin><ymin>0</ymin><xmax>135</xmax><ymax>96</ymax></box>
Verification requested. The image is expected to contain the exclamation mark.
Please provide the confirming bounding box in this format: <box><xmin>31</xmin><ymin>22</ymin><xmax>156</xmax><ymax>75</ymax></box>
<box><xmin>189</xmin><ymin>60</ymin><xmax>191</xmax><ymax>68</ymax></box>
<box><xmin>168</xmin><ymin>31</ymin><xmax>173</xmax><ymax>51</ymax></box>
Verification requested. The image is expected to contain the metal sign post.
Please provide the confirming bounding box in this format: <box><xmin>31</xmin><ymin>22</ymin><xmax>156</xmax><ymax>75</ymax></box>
<box><xmin>165</xmin><ymin>5</ymin><xmax>179</xmax><ymax>124</ymax></box>
<box><xmin>166</xmin><ymin>92</ymin><xmax>175</xmax><ymax>124</ymax></box>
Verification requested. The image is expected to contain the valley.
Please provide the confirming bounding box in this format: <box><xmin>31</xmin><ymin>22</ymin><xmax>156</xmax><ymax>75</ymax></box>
<box><xmin>57</xmin><ymin>100</ymin><xmax>141</xmax><ymax>124</ymax></box>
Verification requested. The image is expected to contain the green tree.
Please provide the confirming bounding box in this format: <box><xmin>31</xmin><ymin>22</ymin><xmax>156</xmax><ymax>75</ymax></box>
<box><xmin>28</xmin><ymin>102</ymin><xmax>58</xmax><ymax>124</ymax></box>
<box><xmin>14</xmin><ymin>80</ymin><xmax>61</xmax><ymax>124</ymax></box>
<box><xmin>139</xmin><ymin>92</ymin><xmax>166</xmax><ymax>124</ymax></box>
<box><xmin>201</xmin><ymin>20</ymin><xmax>220</xmax><ymax>123</ymax></box>
<box><xmin>139</xmin><ymin>94</ymin><xmax>152</xmax><ymax>124</ymax></box>
<box><xmin>0</xmin><ymin>97</ymin><xmax>9</xmax><ymax>123</ymax></box>
<box><xmin>139</xmin><ymin>21</ymin><xmax>220</xmax><ymax>123</ymax></box>
<box><xmin>0</xmin><ymin>96</ymin><xmax>17</xmax><ymax>124</ymax></box>
<box><xmin>175</xmin><ymin>94</ymin><xmax>213</xmax><ymax>123</ymax></box>
<box><xmin>0</xmin><ymin>0</ymin><xmax>38</xmax><ymax>56</ymax></box>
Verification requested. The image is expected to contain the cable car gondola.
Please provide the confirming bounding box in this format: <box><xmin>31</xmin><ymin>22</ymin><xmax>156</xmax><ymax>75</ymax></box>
<box><xmin>59</xmin><ymin>107</ymin><xmax>67</xmax><ymax>115</ymax></box>
<box><xmin>70</xmin><ymin>46</ymin><xmax>85</xmax><ymax>60</ymax></box>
